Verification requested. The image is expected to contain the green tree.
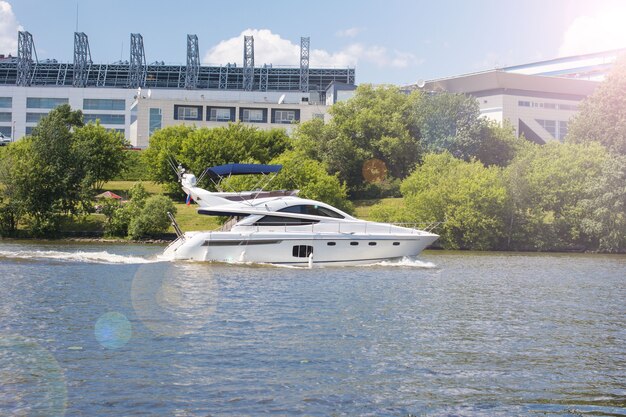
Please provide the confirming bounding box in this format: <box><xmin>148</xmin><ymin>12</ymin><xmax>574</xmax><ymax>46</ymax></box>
<box><xmin>566</xmin><ymin>55</ymin><xmax>626</xmax><ymax>154</ymax></box>
<box><xmin>504</xmin><ymin>142</ymin><xmax>608</xmax><ymax>250</ymax></box>
<box><xmin>143</xmin><ymin>123</ymin><xmax>291</xmax><ymax>194</ymax></box>
<box><xmin>73</xmin><ymin>121</ymin><xmax>129</xmax><ymax>190</ymax></box>
<box><xmin>386</xmin><ymin>152</ymin><xmax>508</xmax><ymax>250</ymax></box>
<box><xmin>294</xmin><ymin>85</ymin><xmax>422</xmax><ymax>196</ymax></box>
<box><xmin>128</xmin><ymin>195</ymin><xmax>176</xmax><ymax>239</ymax></box>
<box><xmin>578</xmin><ymin>154</ymin><xmax>626</xmax><ymax>252</ymax></box>
<box><xmin>1</xmin><ymin>105</ymin><xmax>85</xmax><ymax>235</ymax></box>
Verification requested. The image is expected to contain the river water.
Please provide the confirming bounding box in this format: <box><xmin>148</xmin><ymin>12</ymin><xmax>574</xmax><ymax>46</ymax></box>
<box><xmin>0</xmin><ymin>241</ymin><xmax>624</xmax><ymax>416</ymax></box>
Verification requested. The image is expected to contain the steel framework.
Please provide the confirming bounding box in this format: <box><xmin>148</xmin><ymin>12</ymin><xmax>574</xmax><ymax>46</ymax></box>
<box><xmin>243</xmin><ymin>35</ymin><xmax>254</xmax><ymax>91</ymax></box>
<box><xmin>129</xmin><ymin>33</ymin><xmax>146</xmax><ymax>88</ymax></box>
<box><xmin>0</xmin><ymin>33</ymin><xmax>355</xmax><ymax>92</ymax></box>
<box><xmin>185</xmin><ymin>34</ymin><xmax>199</xmax><ymax>89</ymax></box>
<box><xmin>299</xmin><ymin>37</ymin><xmax>310</xmax><ymax>92</ymax></box>
<box><xmin>17</xmin><ymin>31</ymin><xmax>37</xmax><ymax>86</ymax></box>
<box><xmin>73</xmin><ymin>32</ymin><xmax>92</xmax><ymax>87</ymax></box>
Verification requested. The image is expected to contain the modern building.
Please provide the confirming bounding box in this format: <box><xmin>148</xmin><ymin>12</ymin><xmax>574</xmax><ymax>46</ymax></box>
<box><xmin>420</xmin><ymin>71</ymin><xmax>598</xmax><ymax>144</ymax></box>
<box><xmin>411</xmin><ymin>49</ymin><xmax>624</xmax><ymax>144</ymax></box>
<box><xmin>0</xmin><ymin>32</ymin><xmax>355</xmax><ymax>146</ymax></box>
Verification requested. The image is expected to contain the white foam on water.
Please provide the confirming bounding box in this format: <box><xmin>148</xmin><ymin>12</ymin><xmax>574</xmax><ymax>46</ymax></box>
<box><xmin>0</xmin><ymin>249</ymin><xmax>161</xmax><ymax>265</ymax></box>
<box><xmin>369</xmin><ymin>257</ymin><xmax>438</xmax><ymax>268</ymax></box>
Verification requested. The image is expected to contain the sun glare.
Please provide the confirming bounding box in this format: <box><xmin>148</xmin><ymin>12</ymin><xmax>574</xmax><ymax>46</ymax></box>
<box><xmin>560</xmin><ymin>3</ymin><xmax>626</xmax><ymax>56</ymax></box>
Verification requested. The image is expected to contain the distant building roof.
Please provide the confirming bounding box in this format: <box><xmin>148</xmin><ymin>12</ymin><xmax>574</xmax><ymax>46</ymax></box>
<box><xmin>420</xmin><ymin>70</ymin><xmax>599</xmax><ymax>100</ymax></box>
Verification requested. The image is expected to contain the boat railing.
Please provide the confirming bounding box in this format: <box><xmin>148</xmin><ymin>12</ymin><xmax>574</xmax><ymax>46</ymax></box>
<box><xmin>237</xmin><ymin>221</ymin><xmax>443</xmax><ymax>234</ymax></box>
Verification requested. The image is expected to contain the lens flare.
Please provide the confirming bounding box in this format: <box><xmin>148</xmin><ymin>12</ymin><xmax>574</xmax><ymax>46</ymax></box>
<box><xmin>0</xmin><ymin>334</ymin><xmax>67</xmax><ymax>416</ymax></box>
<box><xmin>94</xmin><ymin>312</ymin><xmax>132</xmax><ymax>349</ymax></box>
<box><xmin>362</xmin><ymin>158</ymin><xmax>388</xmax><ymax>183</ymax></box>
<box><xmin>131</xmin><ymin>262</ymin><xmax>218</xmax><ymax>337</ymax></box>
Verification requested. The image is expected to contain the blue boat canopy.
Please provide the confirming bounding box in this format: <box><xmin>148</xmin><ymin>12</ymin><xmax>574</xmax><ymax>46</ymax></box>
<box><xmin>205</xmin><ymin>163</ymin><xmax>283</xmax><ymax>178</ymax></box>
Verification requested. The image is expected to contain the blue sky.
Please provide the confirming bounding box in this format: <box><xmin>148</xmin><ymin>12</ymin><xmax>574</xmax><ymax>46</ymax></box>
<box><xmin>2</xmin><ymin>0</ymin><xmax>626</xmax><ymax>85</ymax></box>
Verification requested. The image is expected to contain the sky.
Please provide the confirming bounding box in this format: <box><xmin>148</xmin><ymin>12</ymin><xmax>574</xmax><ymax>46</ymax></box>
<box><xmin>2</xmin><ymin>0</ymin><xmax>626</xmax><ymax>85</ymax></box>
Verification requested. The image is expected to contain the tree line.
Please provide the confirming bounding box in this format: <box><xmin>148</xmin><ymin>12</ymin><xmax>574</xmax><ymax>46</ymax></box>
<box><xmin>1</xmin><ymin>56</ymin><xmax>624</xmax><ymax>250</ymax></box>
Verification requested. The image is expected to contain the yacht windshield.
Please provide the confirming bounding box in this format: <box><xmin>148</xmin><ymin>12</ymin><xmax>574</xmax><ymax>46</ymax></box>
<box><xmin>278</xmin><ymin>204</ymin><xmax>344</xmax><ymax>218</ymax></box>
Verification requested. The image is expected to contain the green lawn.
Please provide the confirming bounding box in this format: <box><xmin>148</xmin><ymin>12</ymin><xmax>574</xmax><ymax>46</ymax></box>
<box><xmin>101</xmin><ymin>180</ymin><xmax>164</xmax><ymax>196</ymax></box>
<box><xmin>353</xmin><ymin>198</ymin><xmax>404</xmax><ymax>220</ymax></box>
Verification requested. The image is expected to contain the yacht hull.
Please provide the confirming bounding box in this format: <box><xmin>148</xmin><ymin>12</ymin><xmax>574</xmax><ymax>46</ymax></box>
<box><xmin>164</xmin><ymin>231</ymin><xmax>439</xmax><ymax>266</ymax></box>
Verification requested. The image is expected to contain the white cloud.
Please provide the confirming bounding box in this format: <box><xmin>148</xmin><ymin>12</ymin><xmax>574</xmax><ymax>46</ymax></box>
<box><xmin>0</xmin><ymin>1</ymin><xmax>22</xmax><ymax>54</ymax></box>
<box><xmin>0</xmin><ymin>0</ymin><xmax>23</xmax><ymax>55</ymax></box>
<box><xmin>559</xmin><ymin>5</ymin><xmax>626</xmax><ymax>56</ymax></box>
<box><xmin>203</xmin><ymin>29</ymin><xmax>419</xmax><ymax>70</ymax></box>
<box><xmin>336</xmin><ymin>27</ymin><xmax>361</xmax><ymax>38</ymax></box>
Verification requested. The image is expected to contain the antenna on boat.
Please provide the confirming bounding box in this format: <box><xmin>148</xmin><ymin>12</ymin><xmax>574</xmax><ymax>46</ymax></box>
<box><xmin>167</xmin><ymin>156</ymin><xmax>184</xmax><ymax>181</ymax></box>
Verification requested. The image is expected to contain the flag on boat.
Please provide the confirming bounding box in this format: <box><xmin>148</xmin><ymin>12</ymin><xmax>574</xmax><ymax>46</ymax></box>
<box><xmin>186</xmin><ymin>194</ymin><xmax>191</xmax><ymax>205</ymax></box>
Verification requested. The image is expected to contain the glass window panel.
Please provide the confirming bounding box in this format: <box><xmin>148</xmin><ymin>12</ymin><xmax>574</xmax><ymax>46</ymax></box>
<box><xmin>83</xmin><ymin>114</ymin><xmax>125</xmax><ymax>125</ymax></box>
<box><xmin>149</xmin><ymin>108</ymin><xmax>162</xmax><ymax>135</ymax></box>
<box><xmin>0</xmin><ymin>126</ymin><xmax>11</xmax><ymax>136</ymax></box>
<box><xmin>242</xmin><ymin>109</ymin><xmax>263</xmax><ymax>122</ymax></box>
<box><xmin>83</xmin><ymin>99</ymin><xmax>125</xmax><ymax>111</ymax></box>
<box><xmin>210</xmin><ymin>108</ymin><xmax>231</xmax><ymax>121</ymax></box>
<box><xmin>0</xmin><ymin>112</ymin><xmax>11</xmax><ymax>122</ymax></box>
<box><xmin>26</xmin><ymin>97</ymin><xmax>69</xmax><ymax>109</ymax></box>
<box><xmin>26</xmin><ymin>112</ymin><xmax>48</xmax><ymax>123</ymax></box>
<box><xmin>0</xmin><ymin>97</ymin><xmax>12</xmax><ymax>108</ymax></box>
<box><xmin>177</xmin><ymin>106</ymin><xmax>199</xmax><ymax>120</ymax></box>
<box><xmin>274</xmin><ymin>110</ymin><xmax>295</xmax><ymax>124</ymax></box>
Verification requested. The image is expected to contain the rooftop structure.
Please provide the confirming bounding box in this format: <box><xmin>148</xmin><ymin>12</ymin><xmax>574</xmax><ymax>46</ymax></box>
<box><xmin>0</xmin><ymin>31</ymin><xmax>355</xmax><ymax>92</ymax></box>
<box><xmin>0</xmin><ymin>31</ymin><xmax>356</xmax><ymax>145</ymax></box>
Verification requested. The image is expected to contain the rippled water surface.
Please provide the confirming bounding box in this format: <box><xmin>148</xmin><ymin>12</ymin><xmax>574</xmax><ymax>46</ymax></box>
<box><xmin>0</xmin><ymin>241</ymin><xmax>624</xmax><ymax>416</ymax></box>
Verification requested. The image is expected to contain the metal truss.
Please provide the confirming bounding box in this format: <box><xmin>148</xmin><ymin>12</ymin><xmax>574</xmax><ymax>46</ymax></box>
<box><xmin>243</xmin><ymin>35</ymin><xmax>254</xmax><ymax>91</ymax></box>
<box><xmin>299</xmin><ymin>37</ymin><xmax>310</xmax><ymax>92</ymax></box>
<box><xmin>73</xmin><ymin>32</ymin><xmax>92</xmax><ymax>87</ymax></box>
<box><xmin>129</xmin><ymin>33</ymin><xmax>146</xmax><ymax>88</ymax></box>
<box><xmin>1</xmin><ymin>32</ymin><xmax>355</xmax><ymax>92</ymax></box>
<box><xmin>17</xmin><ymin>31</ymin><xmax>37</xmax><ymax>86</ymax></box>
<box><xmin>185</xmin><ymin>34</ymin><xmax>200</xmax><ymax>89</ymax></box>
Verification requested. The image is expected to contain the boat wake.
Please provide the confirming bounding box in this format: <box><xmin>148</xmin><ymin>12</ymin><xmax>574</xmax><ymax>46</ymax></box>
<box><xmin>369</xmin><ymin>257</ymin><xmax>437</xmax><ymax>268</ymax></box>
<box><xmin>0</xmin><ymin>249</ymin><xmax>164</xmax><ymax>265</ymax></box>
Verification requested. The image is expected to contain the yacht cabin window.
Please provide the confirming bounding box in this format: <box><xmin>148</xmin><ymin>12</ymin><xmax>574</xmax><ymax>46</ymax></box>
<box><xmin>277</xmin><ymin>205</ymin><xmax>344</xmax><ymax>218</ymax></box>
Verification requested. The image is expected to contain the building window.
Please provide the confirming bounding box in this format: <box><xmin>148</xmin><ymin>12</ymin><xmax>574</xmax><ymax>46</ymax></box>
<box><xmin>149</xmin><ymin>108</ymin><xmax>162</xmax><ymax>135</ymax></box>
<box><xmin>536</xmin><ymin>119</ymin><xmax>556</xmax><ymax>138</ymax></box>
<box><xmin>242</xmin><ymin>108</ymin><xmax>264</xmax><ymax>123</ymax></box>
<box><xmin>518</xmin><ymin>100</ymin><xmax>531</xmax><ymax>107</ymax></box>
<box><xmin>0</xmin><ymin>112</ymin><xmax>11</xmax><ymax>122</ymax></box>
<box><xmin>0</xmin><ymin>97</ymin><xmax>12</xmax><ymax>108</ymax></box>
<box><xmin>209</xmin><ymin>107</ymin><xmax>233</xmax><ymax>122</ymax></box>
<box><xmin>558</xmin><ymin>104</ymin><xmax>578</xmax><ymax>111</ymax></box>
<box><xmin>108</xmin><ymin>128</ymin><xmax>126</xmax><ymax>135</ymax></box>
<box><xmin>25</xmin><ymin>126</ymin><xmax>34</xmax><ymax>135</ymax></box>
<box><xmin>0</xmin><ymin>126</ymin><xmax>11</xmax><ymax>137</ymax></box>
<box><xmin>26</xmin><ymin>97</ymin><xmax>68</xmax><ymax>109</ymax></box>
<box><xmin>558</xmin><ymin>121</ymin><xmax>568</xmax><ymax>141</ymax></box>
<box><xmin>83</xmin><ymin>99</ymin><xmax>125</xmax><ymax>111</ymax></box>
<box><xmin>84</xmin><ymin>114</ymin><xmax>125</xmax><ymax>125</ymax></box>
<box><xmin>174</xmin><ymin>105</ymin><xmax>202</xmax><ymax>121</ymax></box>
<box><xmin>313</xmin><ymin>113</ymin><xmax>325</xmax><ymax>120</ymax></box>
<box><xmin>26</xmin><ymin>112</ymin><xmax>48</xmax><ymax>123</ymax></box>
<box><xmin>275</xmin><ymin>110</ymin><xmax>295</xmax><ymax>124</ymax></box>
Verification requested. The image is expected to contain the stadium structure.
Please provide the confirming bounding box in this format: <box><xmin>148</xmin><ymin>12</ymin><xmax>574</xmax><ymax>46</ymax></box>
<box><xmin>0</xmin><ymin>31</ymin><xmax>356</xmax><ymax>147</ymax></box>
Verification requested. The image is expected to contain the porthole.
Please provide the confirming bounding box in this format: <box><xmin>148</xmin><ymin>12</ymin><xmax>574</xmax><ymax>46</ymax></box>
<box><xmin>393</xmin><ymin>242</ymin><xmax>400</xmax><ymax>246</ymax></box>
<box><xmin>368</xmin><ymin>242</ymin><xmax>377</xmax><ymax>246</ymax></box>
<box><xmin>327</xmin><ymin>242</ymin><xmax>336</xmax><ymax>246</ymax></box>
<box><xmin>350</xmin><ymin>242</ymin><xmax>359</xmax><ymax>246</ymax></box>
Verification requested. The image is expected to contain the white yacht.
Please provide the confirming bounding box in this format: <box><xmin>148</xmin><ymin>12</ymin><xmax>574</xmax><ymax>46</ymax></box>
<box><xmin>164</xmin><ymin>164</ymin><xmax>439</xmax><ymax>266</ymax></box>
